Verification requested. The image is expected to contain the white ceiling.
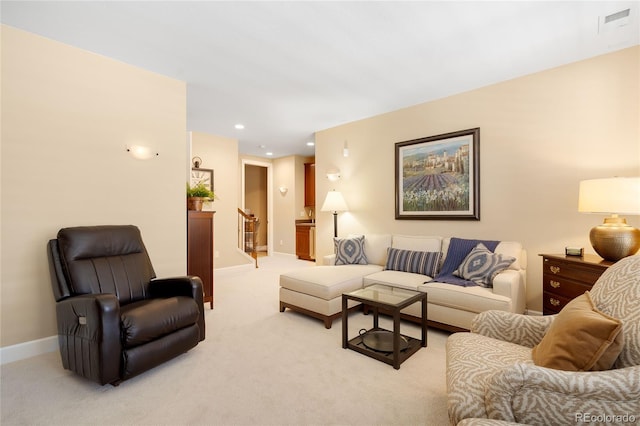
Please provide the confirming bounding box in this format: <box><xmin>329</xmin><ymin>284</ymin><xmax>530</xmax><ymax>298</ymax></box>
<box><xmin>2</xmin><ymin>1</ymin><xmax>638</xmax><ymax>158</ymax></box>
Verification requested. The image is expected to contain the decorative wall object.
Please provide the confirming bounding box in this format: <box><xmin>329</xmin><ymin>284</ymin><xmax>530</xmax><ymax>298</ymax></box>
<box><xmin>191</xmin><ymin>167</ymin><xmax>214</xmax><ymax>192</ymax></box>
<box><xmin>395</xmin><ymin>128</ymin><xmax>480</xmax><ymax>220</ymax></box>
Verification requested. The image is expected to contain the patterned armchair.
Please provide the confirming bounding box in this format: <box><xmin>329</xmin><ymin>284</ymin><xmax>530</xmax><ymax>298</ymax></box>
<box><xmin>446</xmin><ymin>255</ymin><xmax>640</xmax><ymax>425</ymax></box>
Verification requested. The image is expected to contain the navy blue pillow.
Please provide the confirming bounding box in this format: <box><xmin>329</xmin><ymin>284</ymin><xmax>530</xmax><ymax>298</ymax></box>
<box><xmin>435</xmin><ymin>238</ymin><xmax>500</xmax><ymax>287</ymax></box>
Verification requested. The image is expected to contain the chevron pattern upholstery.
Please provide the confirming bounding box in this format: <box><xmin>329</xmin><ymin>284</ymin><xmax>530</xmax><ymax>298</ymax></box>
<box><xmin>446</xmin><ymin>255</ymin><xmax>640</xmax><ymax>426</ymax></box>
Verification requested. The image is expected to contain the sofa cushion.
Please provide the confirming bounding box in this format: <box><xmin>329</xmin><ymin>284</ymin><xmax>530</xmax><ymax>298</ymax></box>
<box><xmin>334</xmin><ymin>235</ymin><xmax>367</xmax><ymax>265</ymax></box>
<box><xmin>364</xmin><ymin>270</ymin><xmax>432</xmax><ymax>291</ymax></box>
<box><xmin>531</xmin><ymin>292</ymin><xmax>624</xmax><ymax>371</ymax></box>
<box><xmin>385</xmin><ymin>247</ymin><xmax>441</xmax><ymax>277</ymax></box>
<box><xmin>419</xmin><ymin>281</ymin><xmax>512</xmax><ymax>313</ymax></box>
<box><xmin>349</xmin><ymin>234</ymin><xmax>392</xmax><ymax>266</ymax></box>
<box><xmin>280</xmin><ymin>265</ymin><xmax>382</xmax><ymax>300</ymax></box>
<box><xmin>453</xmin><ymin>243</ymin><xmax>515</xmax><ymax>287</ymax></box>
<box><xmin>436</xmin><ymin>237</ymin><xmax>500</xmax><ymax>287</ymax></box>
<box><xmin>495</xmin><ymin>241</ymin><xmax>523</xmax><ymax>271</ymax></box>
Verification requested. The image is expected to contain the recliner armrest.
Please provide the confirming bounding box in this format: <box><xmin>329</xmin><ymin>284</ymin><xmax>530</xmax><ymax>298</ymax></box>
<box><xmin>55</xmin><ymin>294</ymin><xmax>121</xmax><ymax>385</ymax></box>
<box><xmin>149</xmin><ymin>276</ymin><xmax>205</xmax><ymax>341</ymax></box>
<box><xmin>471</xmin><ymin>310</ymin><xmax>553</xmax><ymax>348</ymax></box>
<box><xmin>149</xmin><ymin>276</ymin><xmax>203</xmax><ymax>301</ymax></box>
<box><xmin>486</xmin><ymin>363</ymin><xmax>640</xmax><ymax>424</ymax></box>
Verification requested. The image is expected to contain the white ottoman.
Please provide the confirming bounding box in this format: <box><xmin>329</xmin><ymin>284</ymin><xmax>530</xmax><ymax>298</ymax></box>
<box><xmin>279</xmin><ymin>264</ymin><xmax>382</xmax><ymax>328</ymax></box>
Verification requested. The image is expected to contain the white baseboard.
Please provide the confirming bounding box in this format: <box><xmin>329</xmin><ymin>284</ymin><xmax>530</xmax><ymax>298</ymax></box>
<box><xmin>270</xmin><ymin>251</ymin><xmax>297</xmax><ymax>258</ymax></box>
<box><xmin>214</xmin><ymin>262</ymin><xmax>255</xmax><ymax>276</ymax></box>
<box><xmin>1</xmin><ymin>335</ymin><xmax>58</xmax><ymax>365</ymax></box>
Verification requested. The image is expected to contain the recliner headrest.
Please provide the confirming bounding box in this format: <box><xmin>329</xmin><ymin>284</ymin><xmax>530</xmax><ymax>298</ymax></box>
<box><xmin>57</xmin><ymin>225</ymin><xmax>145</xmax><ymax>260</ymax></box>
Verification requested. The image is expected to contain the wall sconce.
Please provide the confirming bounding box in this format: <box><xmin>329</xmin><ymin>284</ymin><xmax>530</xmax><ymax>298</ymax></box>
<box><xmin>192</xmin><ymin>156</ymin><xmax>202</xmax><ymax>168</ymax></box>
<box><xmin>343</xmin><ymin>140</ymin><xmax>349</xmax><ymax>157</ymax></box>
<box><xmin>326</xmin><ymin>168</ymin><xmax>341</xmax><ymax>182</ymax></box>
<box><xmin>279</xmin><ymin>186</ymin><xmax>288</xmax><ymax>196</ymax></box>
<box><xmin>126</xmin><ymin>145</ymin><xmax>158</xmax><ymax>160</ymax></box>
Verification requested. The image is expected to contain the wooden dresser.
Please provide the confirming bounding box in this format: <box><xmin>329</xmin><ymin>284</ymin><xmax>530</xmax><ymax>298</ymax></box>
<box><xmin>188</xmin><ymin>211</ymin><xmax>215</xmax><ymax>309</ymax></box>
<box><xmin>539</xmin><ymin>254</ymin><xmax>613</xmax><ymax>315</ymax></box>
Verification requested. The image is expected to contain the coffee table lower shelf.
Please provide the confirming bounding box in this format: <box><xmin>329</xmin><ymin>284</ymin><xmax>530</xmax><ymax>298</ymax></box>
<box><xmin>346</xmin><ymin>327</ymin><xmax>424</xmax><ymax>368</ymax></box>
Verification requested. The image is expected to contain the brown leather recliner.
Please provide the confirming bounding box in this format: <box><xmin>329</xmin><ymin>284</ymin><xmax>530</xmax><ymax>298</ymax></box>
<box><xmin>47</xmin><ymin>225</ymin><xmax>205</xmax><ymax>385</ymax></box>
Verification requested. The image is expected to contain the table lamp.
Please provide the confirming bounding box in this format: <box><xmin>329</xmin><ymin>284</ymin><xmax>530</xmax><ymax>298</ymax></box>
<box><xmin>578</xmin><ymin>177</ymin><xmax>640</xmax><ymax>261</ymax></box>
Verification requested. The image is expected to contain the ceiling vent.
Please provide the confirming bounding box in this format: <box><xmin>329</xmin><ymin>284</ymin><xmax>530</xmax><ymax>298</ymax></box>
<box><xmin>605</xmin><ymin>8</ymin><xmax>630</xmax><ymax>24</ymax></box>
<box><xmin>599</xmin><ymin>8</ymin><xmax>631</xmax><ymax>34</ymax></box>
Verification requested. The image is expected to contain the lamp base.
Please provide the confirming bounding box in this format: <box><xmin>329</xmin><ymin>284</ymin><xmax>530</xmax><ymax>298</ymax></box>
<box><xmin>589</xmin><ymin>216</ymin><xmax>640</xmax><ymax>262</ymax></box>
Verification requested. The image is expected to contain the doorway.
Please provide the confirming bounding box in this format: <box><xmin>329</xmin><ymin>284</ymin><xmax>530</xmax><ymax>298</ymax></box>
<box><xmin>242</xmin><ymin>160</ymin><xmax>272</xmax><ymax>257</ymax></box>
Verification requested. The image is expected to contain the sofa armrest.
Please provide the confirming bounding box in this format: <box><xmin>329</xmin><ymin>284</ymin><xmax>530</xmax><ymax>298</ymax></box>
<box><xmin>492</xmin><ymin>269</ymin><xmax>526</xmax><ymax>314</ymax></box>
<box><xmin>471</xmin><ymin>311</ymin><xmax>553</xmax><ymax>348</ymax></box>
<box><xmin>55</xmin><ymin>294</ymin><xmax>121</xmax><ymax>385</ymax></box>
<box><xmin>486</xmin><ymin>363</ymin><xmax>640</xmax><ymax>424</ymax></box>
<box><xmin>323</xmin><ymin>254</ymin><xmax>336</xmax><ymax>265</ymax></box>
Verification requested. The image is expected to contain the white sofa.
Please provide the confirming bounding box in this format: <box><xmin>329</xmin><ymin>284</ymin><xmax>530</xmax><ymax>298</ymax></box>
<box><xmin>279</xmin><ymin>234</ymin><xmax>527</xmax><ymax>331</ymax></box>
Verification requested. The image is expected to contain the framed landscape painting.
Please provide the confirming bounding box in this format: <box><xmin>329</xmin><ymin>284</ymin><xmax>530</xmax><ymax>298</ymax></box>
<box><xmin>395</xmin><ymin>128</ymin><xmax>480</xmax><ymax>220</ymax></box>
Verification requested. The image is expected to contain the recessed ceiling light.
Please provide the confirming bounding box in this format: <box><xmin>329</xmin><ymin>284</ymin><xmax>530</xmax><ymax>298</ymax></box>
<box><xmin>235</xmin><ymin>124</ymin><xmax>245</xmax><ymax>130</ymax></box>
<box><xmin>266</xmin><ymin>152</ymin><xmax>273</xmax><ymax>156</ymax></box>
<box><xmin>306</xmin><ymin>141</ymin><xmax>315</xmax><ymax>147</ymax></box>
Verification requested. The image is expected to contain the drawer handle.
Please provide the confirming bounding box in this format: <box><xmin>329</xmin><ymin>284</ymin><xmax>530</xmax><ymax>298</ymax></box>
<box><xmin>550</xmin><ymin>280</ymin><xmax>561</xmax><ymax>289</ymax></box>
<box><xmin>550</xmin><ymin>266</ymin><xmax>560</xmax><ymax>274</ymax></box>
<box><xmin>550</xmin><ymin>298</ymin><xmax>560</xmax><ymax>307</ymax></box>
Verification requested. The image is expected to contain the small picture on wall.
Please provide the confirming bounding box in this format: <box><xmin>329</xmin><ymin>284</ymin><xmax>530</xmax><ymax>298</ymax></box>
<box><xmin>395</xmin><ymin>128</ymin><xmax>480</xmax><ymax>220</ymax></box>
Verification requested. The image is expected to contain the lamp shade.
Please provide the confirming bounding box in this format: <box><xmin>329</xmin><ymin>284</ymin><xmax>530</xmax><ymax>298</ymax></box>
<box><xmin>578</xmin><ymin>177</ymin><xmax>640</xmax><ymax>214</ymax></box>
<box><xmin>578</xmin><ymin>177</ymin><xmax>640</xmax><ymax>261</ymax></box>
<box><xmin>321</xmin><ymin>190</ymin><xmax>348</xmax><ymax>212</ymax></box>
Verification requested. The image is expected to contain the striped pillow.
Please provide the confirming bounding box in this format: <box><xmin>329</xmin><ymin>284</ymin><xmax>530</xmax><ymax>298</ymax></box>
<box><xmin>384</xmin><ymin>247</ymin><xmax>441</xmax><ymax>277</ymax></box>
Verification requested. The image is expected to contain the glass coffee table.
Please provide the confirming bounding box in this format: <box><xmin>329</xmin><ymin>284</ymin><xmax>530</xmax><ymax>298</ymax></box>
<box><xmin>342</xmin><ymin>284</ymin><xmax>427</xmax><ymax>369</ymax></box>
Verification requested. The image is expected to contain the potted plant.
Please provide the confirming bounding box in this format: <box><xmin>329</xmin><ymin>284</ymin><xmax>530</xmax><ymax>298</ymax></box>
<box><xmin>187</xmin><ymin>182</ymin><xmax>215</xmax><ymax>211</ymax></box>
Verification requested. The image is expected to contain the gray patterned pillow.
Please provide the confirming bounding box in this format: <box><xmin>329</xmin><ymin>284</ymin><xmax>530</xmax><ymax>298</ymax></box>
<box><xmin>334</xmin><ymin>235</ymin><xmax>368</xmax><ymax>265</ymax></box>
<box><xmin>453</xmin><ymin>243</ymin><xmax>515</xmax><ymax>287</ymax></box>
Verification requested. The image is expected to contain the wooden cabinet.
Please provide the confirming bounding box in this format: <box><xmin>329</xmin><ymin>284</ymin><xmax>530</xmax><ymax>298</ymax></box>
<box><xmin>188</xmin><ymin>211</ymin><xmax>215</xmax><ymax>309</ymax></box>
<box><xmin>296</xmin><ymin>224</ymin><xmax>315</xmax><ymax>261</ymax></box>
<box><xmin>304</xmin><ymin>163</ymin><xmax>315</xmax><ymax>207</ymax></box>
<box><xmin>539</xmin><ymin>254</ymin><xmax>613</xmax><ymax>315</ymax></box>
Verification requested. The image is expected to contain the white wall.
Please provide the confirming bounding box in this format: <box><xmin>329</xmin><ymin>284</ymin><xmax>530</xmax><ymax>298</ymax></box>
<box><xmin>315</xmin><ymin>46</ymin><xmax>640</xmax><ymax>312</ymax></box>
<box><xmin>272</xmin><ymin>156</ymin><xmax>297</xmax><ymax>254</ymax></box>
<box><xmin>1</xmin><ymin>26</ymin><xmax>188</xmax><ymax>347</ymax></box>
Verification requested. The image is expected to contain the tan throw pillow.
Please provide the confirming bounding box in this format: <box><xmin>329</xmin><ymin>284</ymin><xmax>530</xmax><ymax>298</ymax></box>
<box><xmin>532</xmin><ymin>292</ymin><xmax>624</xmax><ymax>371</ymax></box>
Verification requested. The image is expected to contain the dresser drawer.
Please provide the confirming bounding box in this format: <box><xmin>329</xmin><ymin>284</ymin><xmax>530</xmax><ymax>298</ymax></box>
<box><xmin>539</xmin><ymin>254</ymin><xmax>612</xmax><ymax>316</ymax></box>
<box><xmin>543</xmin><ymin>291</ymin><xmax>578</xmax><ymax>315</ymax></box>
<box><xmin>542</xmin><ymin>274</ymin><xmax>592</xmax><ymax>299</ymax></box>
<box><xmin>542</xmin><ymin>258</ymin><xmax>603</xmax><ymax>285</ymax></box>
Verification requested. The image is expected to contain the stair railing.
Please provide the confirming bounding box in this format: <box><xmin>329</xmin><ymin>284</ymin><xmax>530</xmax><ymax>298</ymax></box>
<box><xmin>237</xmin><ymin>208</ymin><xmax>259</xmax><ymax>268</ymax></box>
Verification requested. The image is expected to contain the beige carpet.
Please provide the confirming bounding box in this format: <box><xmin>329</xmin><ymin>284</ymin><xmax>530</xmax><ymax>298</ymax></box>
<box><xmin>1</xmin><ymin>254</ymin><xmax>451</xmax><ymax>426</ymax></box>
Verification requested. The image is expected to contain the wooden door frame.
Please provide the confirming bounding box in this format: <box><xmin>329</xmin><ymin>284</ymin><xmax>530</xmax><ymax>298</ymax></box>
<box><xmin>241</xmin><ymin>159</ymin><xmax>273</xmax><ymax>255</ymax></box>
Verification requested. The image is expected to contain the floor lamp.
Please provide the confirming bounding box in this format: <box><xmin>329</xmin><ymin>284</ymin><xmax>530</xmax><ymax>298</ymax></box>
<box><xmin>321</xmin><ymin>190</ymin><xmax>348</xmax><ymax>238</ymax></box>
